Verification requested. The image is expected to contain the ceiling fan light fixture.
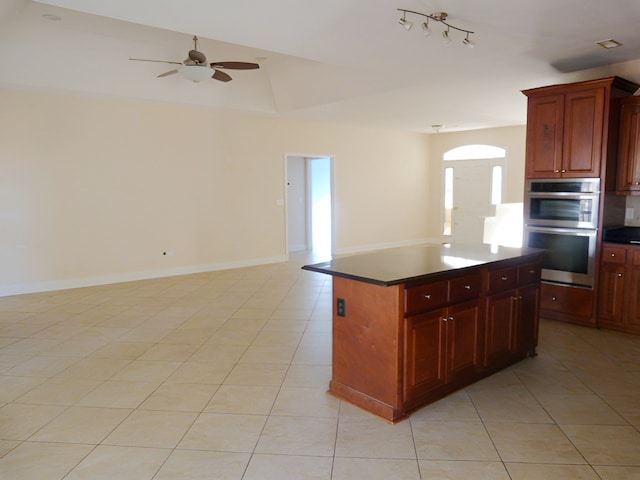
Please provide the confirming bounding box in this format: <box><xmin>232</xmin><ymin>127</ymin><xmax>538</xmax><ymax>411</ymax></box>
<box><xmin>178</xmin><ymin>65</ymin><xmax>213</xmax><ymax>82</ymax></box>
<box><xmin>130</xmin><ymin>35</ymin><xmax>260</xmax><ymax>84</ymax></box>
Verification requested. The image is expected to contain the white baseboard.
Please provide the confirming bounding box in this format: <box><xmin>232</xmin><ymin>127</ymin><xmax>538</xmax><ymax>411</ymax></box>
<box><xmin>1</xmin><ymin>239</ymin><xmax>447</xmax><ymax>297</ymax></box>
<box><xmin>0</xmin><ymin>254</ymin><xmax>288</xmax><ymax>298</ymax></box>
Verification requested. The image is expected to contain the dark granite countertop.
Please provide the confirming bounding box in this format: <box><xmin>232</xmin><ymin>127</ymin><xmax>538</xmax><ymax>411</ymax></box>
<box><xmin>302</xmin><ymin>243</ymin><xmax>543</xmax><ymax>286</ymax></box>
<box><xmin>603</xmin><ymin>226</ymin><xmax>640</xmax><ymax>245</ymax></box>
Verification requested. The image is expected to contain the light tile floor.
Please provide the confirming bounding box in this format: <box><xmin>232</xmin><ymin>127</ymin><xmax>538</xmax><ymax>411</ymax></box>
<box><xmin>1</xmin><ymin>255</ymin><xmax>640</xmax><ymax>479</ymax></box>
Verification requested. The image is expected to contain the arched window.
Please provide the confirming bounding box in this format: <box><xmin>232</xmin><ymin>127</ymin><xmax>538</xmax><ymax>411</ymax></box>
<box><xmin>444</xmin><ymin>144</ymin><xmax>506</xmax><ymax>161</ymax></box>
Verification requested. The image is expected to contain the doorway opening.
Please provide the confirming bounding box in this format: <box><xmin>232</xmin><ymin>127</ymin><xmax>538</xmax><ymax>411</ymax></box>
<box><xmin>442</xmin><ymin>144</ymin><xmax>517</xmax><ymax>245</ymax></box>
<box><xmin>286</xmin><ymin>155</ymin><xmax>333</xmax><ymax>260</ymax></box>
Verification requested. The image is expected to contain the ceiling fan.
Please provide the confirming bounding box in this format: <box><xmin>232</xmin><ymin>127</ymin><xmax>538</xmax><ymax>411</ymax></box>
<box><xmin>129</xmin><ymin>35</ymin><xmax>260</xmax><ymax>83</ymax></box>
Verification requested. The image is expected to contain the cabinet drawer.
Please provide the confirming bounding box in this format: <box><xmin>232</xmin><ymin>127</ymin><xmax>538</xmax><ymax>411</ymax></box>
<box><xmin>540</xmin><ymin>282</ymin><xmax>593</xmax><ymax>318</ymax></box>
<box><xmin>518</xmin><ymin>262</ymin><xmax>541</xmax><ymax>286</ymax></box>
<box><xmin>449</xmin><ymin>272</ymin><xmax>482</xmax><ymax>304</ymax></box>
<box><xmin>405</xmin><ymin>280</ymin><xmax>448</xmax><ymax>315</ymax></box>
<box><xmin>602</xmin><ymin>244</ymin><xmax>627</xmax><ymax>264</ymax></box>
<box><xmin>487</xmin><ymin>266</ymin><xmax>518</xmax><ymax>294</ymax></box>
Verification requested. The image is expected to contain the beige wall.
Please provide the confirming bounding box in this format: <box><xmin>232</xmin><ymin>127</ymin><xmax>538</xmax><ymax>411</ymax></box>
<box><xmin>426</xmin><ymin>126</ymin><xmax>527</xmax><ymax>238</ymax></box>
<box><xmin>0</xmin><ymin>88</ymin><xmax>434</xmax><ymax>295</ymax></box>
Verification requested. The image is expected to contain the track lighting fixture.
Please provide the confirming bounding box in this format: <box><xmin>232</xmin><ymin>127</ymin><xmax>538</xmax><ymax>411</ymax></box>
<box><xmin>397</xmin><ymin>8</ymin><xmax>475</xmax><ymax>47</ymax></box>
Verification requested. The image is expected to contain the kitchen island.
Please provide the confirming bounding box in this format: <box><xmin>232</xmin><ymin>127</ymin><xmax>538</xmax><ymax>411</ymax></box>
<box><xmin>302</xmin><ymin>243</ymin><xmax>543</xmax><ymax>422</ymax></box>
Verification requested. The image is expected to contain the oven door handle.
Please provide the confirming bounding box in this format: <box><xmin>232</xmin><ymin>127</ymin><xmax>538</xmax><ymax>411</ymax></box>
<box><xmin>525</xmin><ymin>225</ymin><xmax>597</xmax><ymax>236</ymax></box>
<box><xmin>525</xmin><ymin>192</ymin><xmax>599</xmax><ymax>199</ymax></box>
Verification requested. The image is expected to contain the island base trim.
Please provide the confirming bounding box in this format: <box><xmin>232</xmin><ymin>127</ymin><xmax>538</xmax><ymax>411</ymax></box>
<box><xmin>329</xmin><ymin>380</ymin><xmax>403</xmax><ymax>423</ymax></box>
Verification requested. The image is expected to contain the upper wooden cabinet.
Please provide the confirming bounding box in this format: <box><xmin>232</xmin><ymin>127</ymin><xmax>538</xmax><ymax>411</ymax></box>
<box><xmin>523</xmin><ymin>77</ymin><xmax>639</xmax><ymax>179</ymax></box>
<box><xmin>617</xmin><ymin>97</ymin><xmax>640</xmax><ymax>194</ymax></box>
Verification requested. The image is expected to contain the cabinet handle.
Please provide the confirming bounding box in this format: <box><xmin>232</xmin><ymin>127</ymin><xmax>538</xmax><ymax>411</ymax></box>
<box><xmin>635</xmin><ymin>182</ymin><xmax>640</xmax><ymax>186</ymax></box>
<box><xmin>513</xmin><ymin>296</ymin><xmax>519</xmax><ymax>301</ymax></box>
<box><xmin>501</xmin><ymin>276</ymin><xmax>508</xmax><ymax>281</ymax></box>
<box><xmin>617</xmin><ymin>273</ymin><xmax>623</xmax><ymax>278</ymax></box>
<box><xmin>424</xmin><ymin>294</ymin><xmax>431</xmax><ymax>300</ymax></box>
<box><xmin>442</xmin><ymin>317</ymin><xmax>448</xmax><ymax>322</ymax></box>
<box><xmin>611</xmin><ymin>253</ymin><xmax>616</xmax><ymax>257</ymax></box>
<box><xmin>552</xmin><ymin>296</ymin><xmax>557</xmax><ymax>301</ymax></box>
<box><xmin>529</xmin><ymin>269</ymin><xmax>535</xmax><ymax>274</ymax></box>
<box><xmin>448</xmin><ymin>316</ymin><xmax>454</xmax><ymax>322</ymax></box>
<box><xmin>560</xmin><ymin>169</ymin><xmax>567</xmax><ymax>173</ymax></box>
<box><xmin>464</xmin><ymin>285</ymin><xmax>471</xmax><ymax>290</ymax></box>
<box><xmin>554</xmin><ymin>169</ymin><xmax>561</xmax><ymax>173</ymax></box>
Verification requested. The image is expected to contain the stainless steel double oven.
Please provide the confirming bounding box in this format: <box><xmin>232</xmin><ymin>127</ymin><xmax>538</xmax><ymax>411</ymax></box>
<box><xmin>523</xmin><ymin>178</ymin><xmax>600</xmax><ymax>287</ymax></box>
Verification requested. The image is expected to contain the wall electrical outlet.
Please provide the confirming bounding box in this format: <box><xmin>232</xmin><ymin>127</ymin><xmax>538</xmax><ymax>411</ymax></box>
<box><xmin>626</xmin><ymin>207</ymin><xmax>635</xmax><ymax>220</ymax></box>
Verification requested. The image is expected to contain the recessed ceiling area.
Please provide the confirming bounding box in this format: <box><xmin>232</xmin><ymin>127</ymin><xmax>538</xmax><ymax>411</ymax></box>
<box><xmin>1</xmin><ymin>0</ymin><xmax>639</xmax><ymax>133</ymax></box>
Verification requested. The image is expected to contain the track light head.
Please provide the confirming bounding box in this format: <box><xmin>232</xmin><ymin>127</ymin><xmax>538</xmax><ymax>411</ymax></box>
<box><xmin>399</xmin><ymin>13</ymin><xmax>413</xmax><ymax>30</ymax></box>
<box><xmin>442</xmin><ymin>28</ymin><xmax>452</xmax><ymax>46</ymax></box>
<box><xmin>463</xmin><ymin>35</ymin><xmax>475</xmax><ymax>48</ymax></box>
<box><xmin>421</xmin><ymin>21</ymin><xmax>432</xmax><ymax>36</ymax></box>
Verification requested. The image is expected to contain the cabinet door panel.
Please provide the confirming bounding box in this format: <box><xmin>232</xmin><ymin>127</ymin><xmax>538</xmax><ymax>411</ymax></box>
<box><xmin>485</xmin><ymin>290</ymin><xmax>515</xmax><ymax>368</ymax></box>
<box><xmin>526</xmin><ymin>94</ymin><xmax>564</xmax><ymax>178</ymax></box>
<box><xmin>617</xmin><ymin>100</ymin><xmax>640</xmax><ymax>192</ymax></box>
<box><xmin>403</xmin><ymin>309</ymin><xmax>446</xmax><ymax>401</ymax></box>
<box><xmin>598</xmin><ymin>263</ymin><xmax>625</xmax><ymax>323</ymax></box>
<box><xmin>447</xmin><ymin>300</ymin><xmax>481</xmax><ymax>383</ymax></box>
<box><xmin>562</xmin><ymin>88</ymin><xmax>604</xmax><ymax>177</ymax></box>
<box><xmin>625</xmin><ymin>266</ymin><xmax>640</xmax><ymax>331</ymax></box>
<box><xmin>514</xmin><ymin>284</ymin><xmax>539</xmax><ymax>356</ymax></box>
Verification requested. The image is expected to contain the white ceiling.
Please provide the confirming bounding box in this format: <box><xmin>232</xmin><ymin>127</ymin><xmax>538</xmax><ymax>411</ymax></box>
<box><xmin>2</xmin><ymin>0</ymin><xmax>640</xmax><ymax>133</ymax></box>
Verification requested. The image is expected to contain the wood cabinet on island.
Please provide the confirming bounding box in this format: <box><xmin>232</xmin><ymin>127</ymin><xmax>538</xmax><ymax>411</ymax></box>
<box><xmin>302</xmin><ymin>243</ymin><xmax>543</xmax><ymax>422</ymax></box>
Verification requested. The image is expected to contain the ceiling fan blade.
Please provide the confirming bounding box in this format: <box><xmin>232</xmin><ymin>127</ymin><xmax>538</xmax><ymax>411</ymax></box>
<box><xmin>210</xmin><ymin>61</ymin><xmax>260</xmax><ymax>70</ymax></box>
<box><xmin>129</xmin><ymin>58</ymin><xmax>183</xmax><ymax>65</ymax></box>
<box><xmin>157</xmin><ymin>69</ymin><xmax>179</xmax><ymax>78</ymax></box>
<box><xmin>212</xmin><ymin>69</ymin><xmax>232</xmax><ymax>82</ymax></box>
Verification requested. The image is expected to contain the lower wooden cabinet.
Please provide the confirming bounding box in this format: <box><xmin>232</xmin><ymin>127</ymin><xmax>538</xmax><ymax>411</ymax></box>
<box><xmin>329</xmin><ymin>253</ymin><xmax>542</xmax><ymax>422</ymax></box>
<box><xmin>485</xmin><ymin>262</ymin><xmax>541</xmax><ymax>369</ymax></box>
<box><xmin>598</xmin><ymin>243</ymin><xmax>640</xmax><ymax>334</ymax></box>
<box><xmin>404</xmin><ymin>299</ymin><xmax>481</xmax><ymax>404</ymax></box>
<box><xmin>402</xmin><ymin>258</ymin><xmax>541</xmax><ymax>417</ymax></box>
